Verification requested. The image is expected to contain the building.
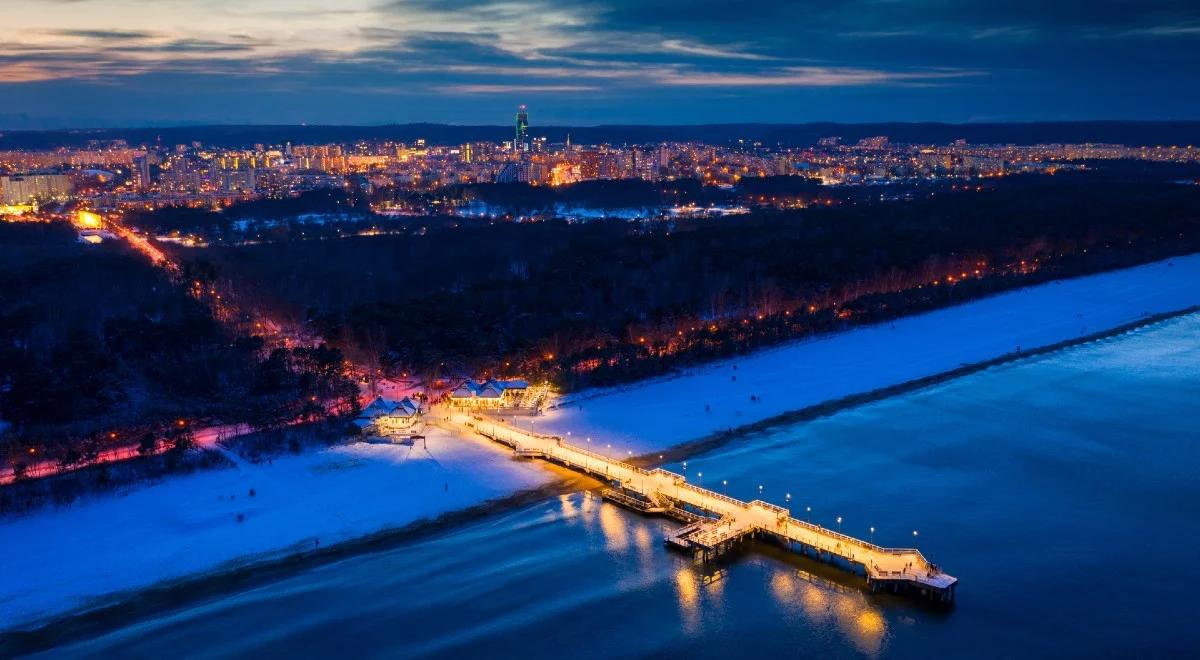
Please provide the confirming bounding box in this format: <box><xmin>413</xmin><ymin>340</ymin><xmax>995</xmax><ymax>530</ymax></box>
<box><xmin>495</xmin><ymin>163</ymin><xmax>520</xmax><ymax>183</ymax></box>
<box><xmin>856</xmin><ymin>136</ymin><xmax>890</xmax><ymax>150</ymax></box>
<box><xmin>354</xmin><ymin>396</ymin><xmax>422</xmax><ymax>435</ymax></box>
<box><xmin>134</xmin><ymin>155</ymin><xmax>153</xmax><ymax>192</ymax></box>
<box><xmin>0</xmin><ymin>174</ymin><xmax>72</xmax><ymax>204</ymax></box>
<box><xmin>449</xmin><ymin>379</ymin><xmax>529</xmax><ymax>408</ymax></box>
<box><xmin>515</xmin><ymin>105</ymin><xmax>530</xmax><ymax>152</ymax></box>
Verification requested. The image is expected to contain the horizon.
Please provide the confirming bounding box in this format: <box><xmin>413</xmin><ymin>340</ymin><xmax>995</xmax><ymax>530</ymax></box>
<box><xmin>8</xmin><ymin>118</ymin><xmax>1200</xmax><ymax>133</ymax></box>
<box><xmin>6</xmin><ymin>118</ymin><xmax>1200</xmax><ymax>152</ymax></box>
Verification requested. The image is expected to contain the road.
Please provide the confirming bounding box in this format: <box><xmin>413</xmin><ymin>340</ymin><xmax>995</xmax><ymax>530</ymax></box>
<box><xmin>0</xmin><ymin>423</ymin><xmax>252</xmax><ymax>486</ymax></box>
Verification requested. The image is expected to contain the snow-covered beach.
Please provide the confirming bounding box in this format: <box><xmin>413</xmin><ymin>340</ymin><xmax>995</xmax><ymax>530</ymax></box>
<box><xmin>3</xmin><ymin>253</ymin><xmax>1199</xmax><ymax>634</ymax></box>
<box><xmin>517</xmin><ymin>255</ymin><xmax>1200</xmax><ymax>454</ymax></box>
<box><xmin>0</xmin><ymin>429</ymin><xmax>552</xmax><ymax>631</ymax></box>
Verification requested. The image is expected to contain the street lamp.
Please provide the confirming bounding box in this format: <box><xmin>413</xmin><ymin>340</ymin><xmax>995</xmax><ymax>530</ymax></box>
<box><xmin>785</xmin><ymin>492</ymin><xmax>791</xmax><ymax>504</ymax></box>
<box><xmin>913</xmin><ymin>530</ymin><xmax>919</xmax><ymax>538</ymax></box>
<box><xmin>722</xmin><ymin>479</ymin><xmax>728</xmax><ymax>495</ymax></box>
<box><xmin>758</xmin><ymin>484</ymin><xmax>763</xmax><ymax>497</ymax></box>
<box><xmin>806</xmin><ymin>506</ymin><xmax>812</xmax><ymax>523</ymax></box>
<box><xmin>836</xmin><ymin>516</ymin><xmax>842</xmax><ymax>532</ymax></box>
<box><xmin>869</xmin><ymin>526</ymin><xmax>875</xmax><ymax>543</ymax></box>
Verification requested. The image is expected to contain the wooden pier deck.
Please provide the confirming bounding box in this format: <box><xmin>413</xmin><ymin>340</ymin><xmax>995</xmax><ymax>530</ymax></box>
<box><xmin>457</xmin><ymin>413</ymin><xmax>958</xmax><ymax>603</ymax></box>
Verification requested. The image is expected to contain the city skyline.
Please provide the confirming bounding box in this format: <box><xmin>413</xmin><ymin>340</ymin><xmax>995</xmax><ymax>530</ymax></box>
<box><xmin>3</xmin><ymin>0</ymin><xmax>1200</xmax><ymax>129</ymax></box>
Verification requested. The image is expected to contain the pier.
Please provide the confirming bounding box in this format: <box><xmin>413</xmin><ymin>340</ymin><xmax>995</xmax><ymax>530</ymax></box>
<box><xmin>455</xmin><ymin>413</ymin><xmax>957</xmax><ymax>604</ymax></box>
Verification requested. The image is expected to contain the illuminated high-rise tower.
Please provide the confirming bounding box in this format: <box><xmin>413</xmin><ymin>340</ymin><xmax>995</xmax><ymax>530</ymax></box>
<box><xmin>515</xmin><ymin>104</ymin><xmax>530</xmax><ymax>151</ymax></box>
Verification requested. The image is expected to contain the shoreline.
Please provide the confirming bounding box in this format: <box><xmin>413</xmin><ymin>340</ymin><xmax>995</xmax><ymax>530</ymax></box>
<box><xmin>640</xmin><ymin>305</ymin><xmax>1200</xmax><ymax>466</ymax></box>
<box><xmin>0</xmin><ymin>465</ymin><xmax>600</xmax><ymax>657</ymax></box>
<box><xmin>5</xmin><ymin>305</ymin><xmax>1196</xmax><ymax>655</ymax></box>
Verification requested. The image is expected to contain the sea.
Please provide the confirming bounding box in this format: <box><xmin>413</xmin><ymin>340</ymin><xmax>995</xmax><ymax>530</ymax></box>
<box><xmin>42</xmin><ymin>313</ymin><xmax>1200</xmax><ymax>658</ymax></box>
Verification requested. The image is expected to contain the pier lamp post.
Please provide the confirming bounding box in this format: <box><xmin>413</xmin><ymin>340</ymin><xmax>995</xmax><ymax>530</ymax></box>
<box><xmin>697</xmin><ymin>471</ymin><xmax>702</xmax><ymax>486</ymax></box>
<box><xmin>722</xmin><ymin>480</ymin><xmax>728</xmax><ymax>496</ymax></box>
<box><xmin>913</xmin><ymin>530</ymin><xmax>919</xmax><ymax>539</ymax></box>
<box><xmin>758</xmin><ymin>484</ymin><xmax>763</xmax><ymax>497</ymax></box>
<box><xmin>836</xmin><ymin>516</ymin><xmax>842</xmax><ymax>533</ymax></box>
<box><xmin>785</xmin><ymin>493</ymin><xmax>791</xmax><ymax>505</ymax></box>
<box><xmin>870</xmin><ymin>526</ymin><xmax>875</xmax><ymax>543</ymax></box>
<box><xmin>806</xmin><ymin>506</ymin><xmax>812</xmax><ymax>523</ymax></box>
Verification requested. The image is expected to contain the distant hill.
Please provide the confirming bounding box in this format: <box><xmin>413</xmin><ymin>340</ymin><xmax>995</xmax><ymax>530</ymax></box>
<box><xmin>2</xmin><ymin>121</ymin><xmax>1199</xmax><ymax>150</ymax></box>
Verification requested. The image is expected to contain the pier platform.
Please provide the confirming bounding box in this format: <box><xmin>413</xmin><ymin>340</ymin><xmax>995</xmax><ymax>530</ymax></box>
<box><xmin>457</xmin><ymin>413</ymin><xmax>957</xmax><ymax>604</ymax></box>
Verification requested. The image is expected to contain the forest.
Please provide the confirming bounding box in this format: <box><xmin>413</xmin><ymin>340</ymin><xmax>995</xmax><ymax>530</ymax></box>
<box><xmin>434</xmin><ymin>176</ymin><xmax>830</xmax><ymax>214</ymax></box>
<box><xmin>125</xmin><ymin>188</ymin><xmax>370</xmax><ymax>237</ymax></box>
<box><xmin>0</xmin><ymin>222</ymin><xmax>357</xmax><ymax>476</ymax></box>
<box><xmin>4</xmin><ymin>165</ymin><xmax>1198</xmax><ymax>479</ymax></box>
<box><xmin>185</xmin><ymin>168</ymin><xmax>1200</xmax><ymax>389</ymax></box>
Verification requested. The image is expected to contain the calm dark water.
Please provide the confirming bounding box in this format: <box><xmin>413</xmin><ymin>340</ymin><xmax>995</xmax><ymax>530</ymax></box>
<box><xmin>45</xmin><ymin>315</ymin><xmax>1200</xmax><ymax>658</ymax></box>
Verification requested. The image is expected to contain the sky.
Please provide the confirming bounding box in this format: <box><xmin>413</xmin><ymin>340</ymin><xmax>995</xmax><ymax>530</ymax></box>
<box><xmin>2</xmin><ymin>0</ymin><xmax>1199</xmax><ymax>129</ymax></box>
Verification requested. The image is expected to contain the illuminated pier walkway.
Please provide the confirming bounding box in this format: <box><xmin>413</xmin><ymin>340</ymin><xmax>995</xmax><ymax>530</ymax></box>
<box><xmin>454</xmin><ymin>413</ymin><xmax>957</xmax><ymax>603</ymax></box>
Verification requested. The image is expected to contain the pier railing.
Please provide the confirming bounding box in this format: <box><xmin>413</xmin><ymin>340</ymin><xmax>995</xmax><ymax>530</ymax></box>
<box><xmin>459</xmin><ymin>413</ymin><xmax>956</xmax><ymax>600</ymax></box>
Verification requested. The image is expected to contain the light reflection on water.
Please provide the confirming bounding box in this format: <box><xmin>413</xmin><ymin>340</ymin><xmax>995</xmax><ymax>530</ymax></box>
<box><xmin>41</xmin><ymin>313</ymin><xmax>1200</xmax><ymax>659</ymax></box>
<box><xmin>597</xmin><ymin>499</ymin><xmax>630</xmax><ymax>551</ymax></box>
<box><xmin>771</xmin><ymin>566</ymin><xmax>888</xmax><ymax>656</ymax></box>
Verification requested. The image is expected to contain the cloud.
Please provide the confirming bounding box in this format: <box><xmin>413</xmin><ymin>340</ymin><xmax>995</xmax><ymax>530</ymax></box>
<box><xmin>48</xmin><ymin>29</ymin><xmax>156</xmax><ymax>41</ymax></box>
<box><xmin>970</xmin><ymin>26</ymin><xmax>1036</xmax><ymax>40</ymax></box>
<box><xmin>436</xmin><ymin>83</ymin><xmax>600</xmax><ymax>94</ymax></box>
<box><xmin>1126</xmin><ymin>24</ymin><xmax>1200</xmax><ymax>37</ymax></box>
<box><xmin>649</xmin><ymin>66</ymin><xmax>979</xmax><ymax>87</ymax></box>
<box><xmin>2</xmin><ymin>0</ymin><xmax>1198</xmax><ymax>124</ymax></box>
<box><xmin>658</xmin><ymin>40</ymin><xmax>774</xmax><ymax>61</ymax></box>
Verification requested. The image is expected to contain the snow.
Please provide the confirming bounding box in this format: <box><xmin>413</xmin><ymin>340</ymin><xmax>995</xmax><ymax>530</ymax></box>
<box><xmin>0</xmin><ymin>428</ymin><xmax>551</xmax><ymax>631</ymax></box>
<box><xmin>3</xmin><ymin>253</ymin><xmax>1199</xmax><ymax>631</ymax></box>
<box><xmin>553</xmin><ymin>204</ymin><xmax>653</xmax><ymax>220</ymax></box>
<box><xmin>512</xmin><ymin>255</ymin><xmax>1200</xmax><ymax>455</ymax></box>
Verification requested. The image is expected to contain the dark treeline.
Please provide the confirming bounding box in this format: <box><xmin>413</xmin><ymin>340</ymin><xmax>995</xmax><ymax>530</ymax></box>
<box><xmin>0</xmin><ymin>223</ymin><xmax>357</xmax><ymax>475</ymax></box>
<box><xmin>438</xmin><ymin>177</ymin><xmax>829</xmax><ymax>215</ymax></box>
<box><xmin>191</xmin><ymin>169</ymin><xmax>1200</xmax><ymax>390</ymax></box>
<box><xmin>127</xmin><ymin>189</ymin><xmax>367</xmax><ymax>236</ymax></box>
<box><xmin>5</xmin><ymin>121</ymin><xmax>1200</xmax><ymax>149</ymax></box>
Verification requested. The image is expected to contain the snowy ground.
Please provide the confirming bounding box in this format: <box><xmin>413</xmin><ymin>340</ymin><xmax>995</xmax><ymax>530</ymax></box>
<box><xmin>511</xmin><ymin>255</ymin><xmax>1200</xmax><ymax>455</ymax></box>
<box><xmin>3</xmin><ymin>254</ymin><xmax>1198</xmax><ymax>632</ymax></box>
<box><xmin>0</xmin><ymin>427</ymin><xmax>551</xmax><ymax>631</ymax></box>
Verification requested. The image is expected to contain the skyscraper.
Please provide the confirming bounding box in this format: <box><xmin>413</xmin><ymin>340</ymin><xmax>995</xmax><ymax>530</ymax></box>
<box><xmin>134</xmin><ymin>155</ymin><xmax>152</xmax><ymax>192</ymax></box>
<box><xmin>515</xmin><ymin>105</ymin><xmax>530</xmax><ymax>152</ymax></box>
